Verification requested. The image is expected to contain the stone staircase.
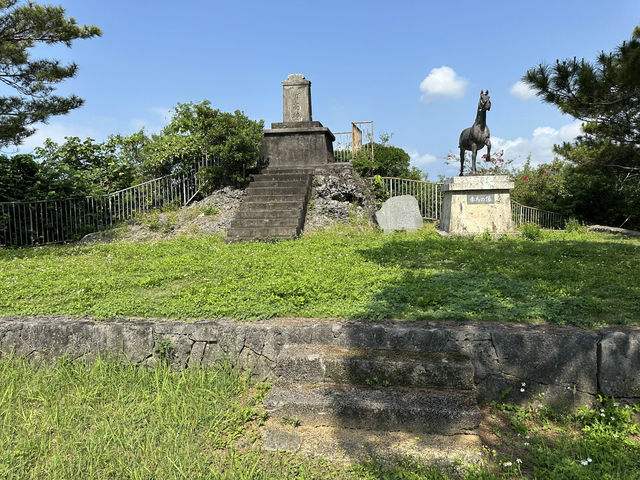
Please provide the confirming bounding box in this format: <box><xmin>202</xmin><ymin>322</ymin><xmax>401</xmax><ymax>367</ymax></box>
<box><xmin>262</xmin><ymin>344</ymin><xmax>483</xmax><ymax>465</ymax></box>
<box><xmin>226</xmin><ymin>168</ymin><xmax>313</xmax><ymax>241</ymax></box>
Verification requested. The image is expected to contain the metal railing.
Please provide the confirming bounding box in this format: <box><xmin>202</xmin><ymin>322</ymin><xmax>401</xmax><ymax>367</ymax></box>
<box><xmin>376</xmin><ymin>177</ymin><xmax>443</xmax><ymax>220</ymax></box>
<box><xmin>333</xmin><ymin>121</ymin><xmax>374</xmax><ymax>163</ymax></box>
<box><xmin>0</xmin><ymin>164</ymin><xmax>208</xmax><ymax>248</ymax></box>
<box><xmin>376</xmin><ymin>177</ymin><xmax>574</xmax><ymax>229</ymax></box>
<box><xmin>511</xmin><ymin>200</ymin><xmax>572</xmax><ymax>229</ymax></box>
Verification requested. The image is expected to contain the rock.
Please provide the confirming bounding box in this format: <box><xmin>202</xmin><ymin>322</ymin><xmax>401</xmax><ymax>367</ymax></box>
<box><xmin>304</xmin><ymin>165</ymin><xmax>377</xmax><ymax>231</ymax></box>
<box><xmin>375</xmin><ymin>195</ymin><xmax>424</xmax><ymax>233</ymax></box>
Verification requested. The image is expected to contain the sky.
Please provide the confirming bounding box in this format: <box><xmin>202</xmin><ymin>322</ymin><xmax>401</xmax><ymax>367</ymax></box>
<box><xmin>6</xmin><ymin>0</ymin><xmax>640</xmax><ymax>179</ymax></box>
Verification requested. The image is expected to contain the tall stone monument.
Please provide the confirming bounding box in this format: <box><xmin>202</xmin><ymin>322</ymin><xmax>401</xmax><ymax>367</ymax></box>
<box><xmin>261</xmin><ymin>74</ymin><xmax>335</xmax><ymax>168</ymax></box>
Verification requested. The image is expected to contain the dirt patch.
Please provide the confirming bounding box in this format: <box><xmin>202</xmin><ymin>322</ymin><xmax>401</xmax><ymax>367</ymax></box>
<box><xmin>80</xmin><ymin>187</ymin><xmax>245</xmax><ymax>244</ymax></box>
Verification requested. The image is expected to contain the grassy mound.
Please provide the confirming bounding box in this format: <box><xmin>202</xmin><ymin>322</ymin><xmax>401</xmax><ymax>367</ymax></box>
<box><xmin>1</xmin><ymin>225</ymin><xmax>638</xmax><ymax>327</ymax></box>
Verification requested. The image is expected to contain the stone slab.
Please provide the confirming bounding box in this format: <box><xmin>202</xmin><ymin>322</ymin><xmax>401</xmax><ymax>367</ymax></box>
<box><xmin>282</xmin><ymin>74</ymin><xmax>312</xmax><ymax>123</ymax></box>
<box><xmin>274</xmin><ymin>344</ymin><xmax>475</xmax><ymax>390</ymax></box>
<box><xmin>441</xmin><ymin>175</ymin><xmax>514</xmax><ymax>192</ymax></box>
<box><xmin>375</xmin><ymin>195</ymin><xmax>424</xmax><ymax>233</ymax></box>
<box><xmin>261</xmin><ymin>127</ymin><xmax>335</xmax><ymax>168</ymax></box>
<box><xmin>599</xmin><ymin>329</ymin><xmax>640</xmax><ymax>398</ymax></box>
<box><xmin>263</xmin><ymin>383</ymin><xmax>481</xmax><ymax>434</ymax></box>
<box><xmin>261</xmin><ymin>419</ymin><xmax>482</xmax><ymax>467</ymax></box>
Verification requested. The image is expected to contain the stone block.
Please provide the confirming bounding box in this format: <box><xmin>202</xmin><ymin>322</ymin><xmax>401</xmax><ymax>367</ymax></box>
<box><xmin>375</xmin><ymin>195</ymin><xmax>424</xmax><ymax>233</ymax></box>
<box><xmin>439</xmin><ymin>175</ymin><xmax>514</xmax><ymax>234</ymax></box>
<box><xmin>261</xmin><ymin>125</ymin><xmax>335</xmax><ymax>168</ymax></box>
<box><xmin>599</xmin><ymin>329</ymin><xmax>640</xmax><ymax>398</ymax></box>
<box><xmin>282</xmin><ymin>74</ymin><xmax>312</xmax><ymax>123</ymax></box>
<box><xmin>488</xmin><ymin>325</ymin><xmax>598</xmax><ymax>397</ymax></box>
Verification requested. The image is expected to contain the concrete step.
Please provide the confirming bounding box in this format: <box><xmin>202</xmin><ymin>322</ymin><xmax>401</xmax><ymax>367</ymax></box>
<box><xmin>274</xmin><ymin>345</ymin><xmax>474</xmax><ymax>390</ymax></box>
<box><xmin>233</xmin><ymin>208</ymin><xmax>302</xmax><ymax>220</ymax></box>
<box><xmin>247</xmin><ymin>185</ymin><xmax>309</xmax><ymax>196</ymax></box>
<box><xmin>264</xmin><ymin>167</ymin><xmax>316</xmax><ymax>175</ymax></box>
<box><xmin>263</xmin><ymin>383</ymin><xmax>481</xmax><ymax>435</ymax></box>
<box><xmin>241</xmin><ymin>195</ymin><xmax>307</xmax><ymax>205</ymax></box>
<box><xmin>248</xmin><ymin>181</ymin><xmax>311</xmax><ymax>190</ymax></box>
<box><xmin>230</xmin><ymin>217</ymin><xmax>301</xmax><ymax>229</ymax></box>
<box><xmin>261</xmin><ymin>419</ymin><xmax>482</xmax><ymax>465</ymax></box>
<box><xmin>252</xmin><ymin>174</ymin><xmax>311</xmax><ymax>184</ymax></box>
<box><xmin>226</xmin><ymin>226</ymin><xmax>299</xmax><ymax>240</ymax></box>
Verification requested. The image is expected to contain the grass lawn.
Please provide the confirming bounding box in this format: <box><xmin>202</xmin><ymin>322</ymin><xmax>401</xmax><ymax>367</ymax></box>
<box><xmin>1</xmin><ymin>225</ymin><xmax>639</xmax><ymax>327</ymax></box>
<box><xmin>0</xmin><ymin>355</ymin><xmax>638</xmax><ymax>479</ymax></box>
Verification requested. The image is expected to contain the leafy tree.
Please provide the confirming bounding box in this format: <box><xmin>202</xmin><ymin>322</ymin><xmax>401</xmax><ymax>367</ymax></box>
<box><xmin>0</xmin><ymin>152</ymin><xmax>40</xmax><ymax>201</ymax></box>
<box><xmin>34</xmin><ymin>136</ymin><xmax>140</xmax><ymax>198</ymax></box>
<box><xmin>144</xmin><ymin>100</ymin><xmax>264</xmax><ymax>189</ymax></box>
<box><xmin>510</xmin><ymin>158</ymin><xmax>575</xmax><ymax>215</ymax></box>
<box><xmin>0</xmin><ymin>0</ymin><xmax>101</xmax><ymax>147</ymax></box>
<box><xmin>352</xmin><ymin>133</ymin><xmax>422</xmax><ymax>180</ymax></box>
<box><xmin>524</xmin><ymin>25</ymin><xmax>640</xmax><ymax>228</ymax></box>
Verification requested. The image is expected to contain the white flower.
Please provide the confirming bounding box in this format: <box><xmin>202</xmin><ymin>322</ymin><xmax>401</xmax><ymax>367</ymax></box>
<box><xmin>516</xmin><ymin>458</ymin><xmax>522</xmax><ymax>464</ymax></box>
<box><xmin>521</xmin><ymin>382</ymin><xmax>526</xmax><ymax>387</ymax></box>
<box><xmin>600</xmin><ymin>409</ymin><xmax>605</xmax><ymax>413</ymax></box>
<box><xmin>581</xmin><ymin>460</ymin><xmax>589</xmax><ymax>466</ymax></box>
<box><xmin>525</xmin><ymin>435</ymin><xmax>530</xmax><ymax>439</ymax></box>
<box><xmin>600</xmin><ymin>413</ymin><xmax>605</xmax><ymax>417</ymax></box>
<box><xmin>503</xmin><ymin>461</ymin><xmax>512</xmax><ymax>467</ymax></box>
<box><xmin>520</xmin><ymin>388</ymin><xmax>525</xmax><ymax>392</ymax></box>
<box><xmin>587</xmin><ymin>458</ymin><xmax>592</xmax><ymax>463</ymax></box>
<box><xmin>523</xmin><ymin>442</ymin><xmax>530</xmax><ymax>446</ymax></box>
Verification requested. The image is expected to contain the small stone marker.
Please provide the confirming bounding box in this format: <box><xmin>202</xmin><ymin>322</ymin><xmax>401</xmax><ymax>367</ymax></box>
<box><xmin>375</xmin><ymin>195</ymin><xmax>424</xmax><ymax>233</ymax></box>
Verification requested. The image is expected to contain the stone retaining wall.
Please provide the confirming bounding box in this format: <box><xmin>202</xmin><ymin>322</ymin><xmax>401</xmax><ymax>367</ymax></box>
<box><xmin>1</xmin><ymin>316</ymin><xmax>638</xmax><ymax>407</ymax></box>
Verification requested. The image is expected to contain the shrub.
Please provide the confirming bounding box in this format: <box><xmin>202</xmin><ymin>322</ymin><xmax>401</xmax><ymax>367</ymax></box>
<box><xmin>519</xmin><ymin>222</ymin><xmax>542</xmax><ymax>240</ymax></box>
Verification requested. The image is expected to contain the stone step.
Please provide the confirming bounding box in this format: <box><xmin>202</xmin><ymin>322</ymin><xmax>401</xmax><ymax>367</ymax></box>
<box><xmin>246</xmin><ymin>185</ymin><xmax>309</xmax><ymax>196</ymax></box>
<box><xmin>264</xmin><ymin>167</ymin><xmax>316</xmax><ymax>175</ymax></box>
<box><xmin>230</xmin><ymin>217</ymin><xmax>301</xmax><ymax>229</ymax></box>
<box><xmin>252</xmin><ymin>174</ymin><xmax>311</xmax><ymax>183</ymax></box>
<box><xmin>241</xmin><ymin>195</ymin><xmax>307</xmax><ymax>204</ymax></box>
<box><xmin>263</xmin><ymin>383</ymin><xmax>481</xmax><ymax>435</ymax></box>
<box><xmin>233</xmin><ymin>208</ymin><xmax>302</xmax><ymax>220</ymax></box>
<box><xmin>274</xmin><ymin>345</ymin><xmax>474</xmax><ymax>390</ymax></box>
<box><xmin>247</xmin><ymin>180</ymin><xmax>311</xmax><ymax>190</ymax></box>
<box><xmin>261</xmin><ymin>419</ymin><xmax>482</xmax><ymax>465</ymax></box>
<box><xmin>226</xmin><ymin>226</ymin><xmax>299</xmax><ymax>240</ymax></box>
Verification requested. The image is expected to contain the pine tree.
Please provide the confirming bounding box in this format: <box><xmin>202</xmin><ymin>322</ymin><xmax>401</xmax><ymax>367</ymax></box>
<box><xmin>0</xmin><ymin>0</ymin><xmax>100</xmax><ymax>147</ymax></box>
<box><xmin>524</xmin><ymin>25</ymin><xmax>640</xmax><ymax>228</ymax></box>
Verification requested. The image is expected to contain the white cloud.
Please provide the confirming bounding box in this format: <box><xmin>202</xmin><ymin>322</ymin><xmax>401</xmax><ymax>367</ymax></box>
<box><xmin>130</xmin><ymin>106</ymin><xmax>171</xmax><ymax>135</ymax></box>
<box><xmin>408</xmin><ymin>149</ymin><xmax>438</xmax><ymax>170</ymax></box>
<box><xmin>510</xmin><ymin>80</ymin><xmax>537</xmax><ymax>100</ymax></box>
<box><xmin>491</xmin><ymin>120</ymin><xmax>583</xmax><ymax>167</ymax></box>
<box><xmin>419</xmin><ymin>66</ymin><xmax>468</xmax><ymax>102</ymax></box>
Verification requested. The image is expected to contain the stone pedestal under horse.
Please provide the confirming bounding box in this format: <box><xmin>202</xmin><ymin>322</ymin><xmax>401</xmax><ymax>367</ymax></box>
<box><xmin>458</xmin><ymin>90</ymin><xmax>491</xmax><ymax>176</ymax></box>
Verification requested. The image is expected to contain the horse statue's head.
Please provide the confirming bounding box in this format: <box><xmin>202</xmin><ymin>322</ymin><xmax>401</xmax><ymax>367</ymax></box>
<box><xmin>478</xmin><ymin>90</ymin><xmax>491</xmax><ymax>112</ymax></box>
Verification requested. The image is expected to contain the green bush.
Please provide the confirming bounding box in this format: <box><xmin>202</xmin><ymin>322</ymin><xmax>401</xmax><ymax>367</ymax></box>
<box><xmin>565</xmin><ymin>218</ymin><xmax>587</xmax><ymax>233</ymax></box>
<box><xmin>519</xmin><ymin>222</ymin><xmax>542</xmax><ymax>240</ymax></box>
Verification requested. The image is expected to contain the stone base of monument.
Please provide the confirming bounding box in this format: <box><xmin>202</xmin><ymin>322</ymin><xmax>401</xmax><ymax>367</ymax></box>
<box><xmin>439</xmin><ymin>175</ymin><xmax>515</xmax><ymax>235</ymax></box>
<box><xmin>261</xmin><ymin>121</ymin><xmax>335</xmax><ymax>168</ymax></box>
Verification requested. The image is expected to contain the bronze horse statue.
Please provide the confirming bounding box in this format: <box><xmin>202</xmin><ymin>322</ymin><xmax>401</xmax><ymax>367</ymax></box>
<box><xmin>458</xmin><ymin>90</ymin><xmax>491</xmax><ymax>175</ymax></box>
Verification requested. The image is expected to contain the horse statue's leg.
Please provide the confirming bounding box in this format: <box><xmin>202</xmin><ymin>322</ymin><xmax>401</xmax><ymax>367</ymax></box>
<box><xmin>471</xmin><ymin>145</ymin><xmax>478</xmax><ymax>174</ymax></box>
<box><xmin>459</xmin><ymin>147</ymin><xmax>465</xmax><ymax>176</ymax></box>
<box><xmin>485</xmin><ymin>140</ymin><xmax>491</xmax><ymax>166</ymax></box>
